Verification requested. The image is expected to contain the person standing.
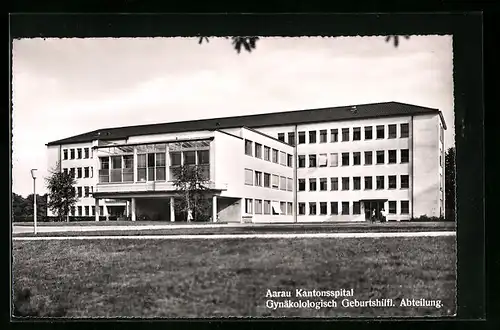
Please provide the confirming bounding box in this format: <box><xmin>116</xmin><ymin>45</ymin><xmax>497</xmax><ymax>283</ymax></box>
<box><xmin>381</xmin><ymin>208</ymin><xmax>387</xmax><ymax>222</ymax></box>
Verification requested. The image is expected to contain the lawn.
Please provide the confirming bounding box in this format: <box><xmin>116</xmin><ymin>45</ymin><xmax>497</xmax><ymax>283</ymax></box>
<box><xmin>12</xmin><ymin>236</ymin><xmax>456</xmax><ymax>318</ymax></box>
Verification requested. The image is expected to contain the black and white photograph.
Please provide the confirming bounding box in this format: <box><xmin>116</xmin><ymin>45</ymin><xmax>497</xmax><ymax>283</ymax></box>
<box><xmin>11</xmin><ymin>26</ymin><xmax>460</xmax><ymax>318</ymax></box>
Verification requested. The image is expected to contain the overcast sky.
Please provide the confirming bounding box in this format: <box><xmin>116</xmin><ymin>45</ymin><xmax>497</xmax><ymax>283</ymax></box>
<box><xmin>11</xmin><ymin>36</ymin><xmax>454</xmax><ymax>197</ymax></box>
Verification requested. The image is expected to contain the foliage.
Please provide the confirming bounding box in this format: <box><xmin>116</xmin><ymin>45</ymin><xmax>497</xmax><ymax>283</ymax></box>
<box><xmin>410</xmin><ymin>215</ymin><xmax>448</xmax><ymax>222</ymax></box>
<box><xmin>199</xmin><ymin>35</ymin><xmax>409</xmax><ymax>54</ymax></box>
<box><xmin>12</xmin><ymin>193</ymin><xmax>47</xmax><ymax>221</ymax></box>
<box><xmin>172</xmin><ymin>165</ymin><xmax>212</xmax><ymax>222</ymax></box>
<box><xmin>45</xmin><ymin>162</ymin><xmax>77</xmax><ymax>222</ymax></box>
<box><xmin>445</xmin><ymin>147</ymin><xmax>456</xmax><ymax>221</ymax></box>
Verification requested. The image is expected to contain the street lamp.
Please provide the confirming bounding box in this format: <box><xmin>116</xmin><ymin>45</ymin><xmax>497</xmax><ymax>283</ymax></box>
<box><xmin>30</xmin><ymin>169</ymin><xmax>38</xmax><ymax>234</ymax></box>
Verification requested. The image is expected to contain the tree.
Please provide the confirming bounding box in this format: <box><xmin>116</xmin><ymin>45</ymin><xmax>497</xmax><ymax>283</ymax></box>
<box><xmin>172</xmin><ymin>165</ymin><xmax>212</xmax><ymax>222</ymax></box>
<box><xmin>45</xmin><ymin>163</ymin><xmax>77</xmax><ymax>222</ymax></box>
<box><xmin>198</xmin><ymin>35</ymin><xmax>409</xmax><ymax>54</ymax></box>
<box><xmin>445</xmin><ymin>147</ymin><xmax>456</xmax><ymax>221</ymax></box>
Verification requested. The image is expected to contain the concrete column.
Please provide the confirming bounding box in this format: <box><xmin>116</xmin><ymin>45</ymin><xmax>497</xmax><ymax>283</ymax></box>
<box><xmin>170</xmin><ymin>197</ymin><xmax>175</xmax><ymax>222</ymax></box>
<box><xmin>95</xmin><ymin>198</ymin><xmax>100</xmax><ymax>221</ymax></box>
<box><xmin>133</xmin><ymin>147</ymin><xmax>138</xmax><ymax>183</ymax></box>
<box><xmin>131</xmin><ymin>198</ymin><xmax>136</xmax><ymax>221</ymax></box>
<box><xmin>125</xmin><ymin>200</ymin><xmax>130</xmax><ymax>217</ymax></box>
<box><xmin>105</xmin><ymin>204</ymin><xmax>109</xmax><ymax>221</ymax></box>
<box><xmin>212</xmin><ymin>195</ymin><xmax>217</xmax><ymax>222</ymax></box>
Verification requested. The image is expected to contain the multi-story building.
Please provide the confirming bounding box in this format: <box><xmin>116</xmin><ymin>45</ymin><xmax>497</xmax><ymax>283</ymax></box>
<box><xmin>46</xmin><ymin>101</ymin><xmax>446</xmax><ymax>222</ymax></box>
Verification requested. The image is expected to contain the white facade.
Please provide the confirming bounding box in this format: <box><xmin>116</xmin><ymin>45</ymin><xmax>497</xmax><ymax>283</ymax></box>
<box><xmin>46</xmin><ymin>105</ymin><xmax>445</xmax><ymax>223</ymax></box>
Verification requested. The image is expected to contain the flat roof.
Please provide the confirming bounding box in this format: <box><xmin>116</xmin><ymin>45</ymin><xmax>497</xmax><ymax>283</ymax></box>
<box><xmin>47</xmin><ymin>101</ymin><xmax>446</xmax><ymax>146</ymax></box>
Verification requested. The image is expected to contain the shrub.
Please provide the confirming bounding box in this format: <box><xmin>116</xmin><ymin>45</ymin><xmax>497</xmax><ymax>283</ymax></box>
<box><xmin>410</xmin><ymin>215</ymin><xmax>447</xmax><ymax>222</ymax></box>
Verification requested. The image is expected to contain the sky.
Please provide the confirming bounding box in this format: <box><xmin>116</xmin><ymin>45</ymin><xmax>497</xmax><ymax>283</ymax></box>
<box><xmin>11</xmin><ymin>36</ymin><xmax>454</xmax><ymax>197</ymax></box>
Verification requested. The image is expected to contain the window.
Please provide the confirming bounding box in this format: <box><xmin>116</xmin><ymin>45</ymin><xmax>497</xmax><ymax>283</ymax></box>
<box><xmin>287</xmin><ymin>154</ymin><xmax>293</xmax><ymax>167</ymax></box>
<box><xmin>279</xmin><ymin>151</ymin><xmax>287</xmax><ymax>166</ymax></box>
<box><xmin>330</xmin><ymin>202</ymin><xmax>338</xmax><ymax>215</ymax></box>
<box><xmin>264</xmin><ymin>173</ymin><xmax>271</xmax><ymax>187</ymax></box>
<box><xmin>264</xmin><ymin>200</ymin><xmax>271</xmax><ymax>214</ymax></box>
<box><xmin>353</xmin><ymin>202</ymin><xmax>361</xmax><ymax>215</ymax></box>
<box><xmin>148</xmin><ymin>153</ymin><xmax>158</xmax><ymax>181</ymax></box>
<box><xmin>320</xmin><ymin>202</ymin><xmax>327</xmax><ymax>215</ymax></box>
<box><xmin>364</xmin><ymin>151</ymin><xmax>373</xmax><ymax>165</ymax></box>
<box><xmin>364</xmin><ymin>126</ymin><xmax>373</xmax><ymax>140</ymax></box>
<box><xmin>298</xmin><ymin>155</ymin><xmax>306</xmax><ymax>168</ymax></box>
<box><xmin>353</xmin><ymin>127</ymin><xmax>361</xmax><ymax>141</ymax></box>
<box><xmin>309</xmin><ymin>202</ymin><xmax>317</xmax><ymax>215</ymax></box>
<box><xmin>84</xmin><ymin>186</ymin><xmax>90</xmax><ymax>197</ymax></box>
<box><xmin>309</xmin><ymin>154</ymin><xmax>317</xmax><ymax>167</ymax></box>
<box><xmin>272</xmin><ymin>201</ymin><xmax>282</xmax><ymax>215</ymax></box>
<box><xmin>263</xmin><ymin>146</ymin><xmax>270</xmax><ymax>161</ymax></box>
<box><xmin>288</xmin><ymin>132</ymin><xmax>295</xmax><ymax>146</ymax></box>
<box><xmin>77</xmin><ymin>206</ymin><xmax>82</xmax><ymax>216</ymax></box>
<box><xmin>280</xmin><ymin>202</ymin><xmax>287</xmax><ymax>216</ymax></box>
<box><xmin>244</xmin><ymin>169</ymin><xmax>253</xmax><ymax>185</ymax></box>
<box><xmin>287</xmin><ymin>178</ymin><xmax>293</xmax><ymax>192</ymax></box>
<box><xmin>330</xmin><ymin>178</ymin><xmax>338</xmax><ymax>191</ymax></box>
<box><xmin>77</xmin><ymin>167</ymin><xmax>82</xmax><ymax>179</ymax></box>
<box><xmin>70</xmin><ymin>149</ymin><xmax>75</xmax><ymax>159</ymax></box>
<box><xmin>342</xmin><ymin>128</ymin><xmax>349</xmax><ymax>142</ymax></box>
<box><xmin>353</xmin><ymin>152</ymin><xmax>361</xmax><ymax>165</ymax></box>
<box><xmin>388</xmin><ymin>175</ymin><xmax>397</xmax><ymax>189</ymax></box>
<box><xmin>255</xmin><ymin>143</ymin><xmax>262</xmax><ymax>158</ymax></box>
<box><xmin>272</xmin><ymin>149</ymin><xmax>279</xmax><ymax>163</ymax></box>
<box><xmin>376</xmin><ymin>150</ymin><xmax>385</xmax><ymax>164</ymax></box>
<box><xmin>342</xmin><ymin>177</ymin><xmax>349</xmax><ymax>191</ymax></box>
<box><xmin>341</xmin><ymin>202</ymin><xmax>349</xmax><ymax>215</ymax></box>
<box><xmin>278</xmin><ymin>133</ymin><xmax>285</xmax><ymax>142</ymax></box>
<box><xmin>309</xmin><ymin>131</ymin><xmax>317</xmax><ymax>143</ymax></box>
<box><xmin>99</xmin><ymin>206</ymin><xmax>104</xmax><ymax>216</ymax></box>
<box><xmin>389</xmin><ymin>201</ymin><xmax>397</xmax><ymax>214</ymax></box>
<box><xmin>388</xmin><ymin>150</ymin><xmax>397</xmax><ymax>164</ymax></box>
<box><xmin>319</xmin><ymin>153</ymin><xmax>328</xmax><ymax>167</ymax></box>
<box><xmin>330</xmin><ymin>153</ymin><xmax>338</xmax><ymax>167</ymax></box>
<box><xmin>401</xmin><ymin>149</ymin><xmax>409</xmax><ymax>163</ymax></box>
<box><xmin>63</xmin><ymin>149</ymin><xmax>68</xmax><ymax>160</ymax></box>
<box><xmin>319</xmin><ymin>130</ymin><xmax>327</xmax><ymax>143</ymax></box>
<box><xmin>245</xmin><ymin>140</ymin><xmax>253</xmax><ymax>156</ymax></box>
<box><xmin>245</xmin><ymin>199</ymin><xmax>253</xmax><ymax>214</ymax></box>
<box><xmin>342</xmin><ymin>153</ymin><xmax>349</xmax><ymax>166</ymax></box>
<box><xmin>84</xmin><ymin>167</ymin><xmax>90</xmax><ymax>178</ymax></box>
<box><xmin>320</xmin><ymin>178</ymin><xmax>327</xmax><ymax>191</ymax></box>
<box><xmin>84</xmin><ymin>206</ymin><xmax>89</xmax><ymax>216</ymax></box>
<box><xmin>364</xmin><ymin>176</ymin><xmax>373</xmax><ymax>190</ymax></box>
<box><xmin>77</xmin><ymin>148</ymin><xmax>82</xmax><ymax>159</ymax></box>
<box><xmin>401</xmin><ymin>175</ymin><xmax>409</xmax><ymax>189</ymax></box>
<box><xmin>91</xmin><ymin>167</ymin><xmax>94</xmax><ymax>178</ymax></box>
<box><xmin>255</xmin><ymin>171</ymin><xmax>262</xmax><ymax>186</ymax></box>
<box><xmin>197</xmin><ymin>150</ymin><xmax>210</xmax><ymax>180</ymax></box>
<box><xmin>109</xmin><ymin>156</ymin><xmax>122</xmax><ymax>182</ymax></box>
<box><xmin>298</xmin><ymin>131</ymin><xmax>306</xmax><ymax>144</ymax></box>
<box><xmin>331</xmin><ymin>129</ymin><xmax>338</xmax><ymax>142</ymax></box>
<box><xmin>70</xmin><ymin>168</ymin><xmax>75</xmax><ymax>178</ymax></box>
<box><xmin>168</xmin><ymin>152</ymin><xmax>180</xmax><ymax>181</ymax></box>
<box><xmin>376</xmin><ymin>125</ymin><xmax>385</xmax><ymax>139</ymax></box>
<box><xmin>84</xmin><ymin>148</ymin><xmax>90</xmax><ymax>159</ymax></box>
<box><xmin>121</xmin><ymin>155</ymin><xmax>133</xmax><ymax>182</ymax></box>
<box><xmin>309</xmin><ymin>178</ymin><xmax>317</xmax><ymax>191</ymax></box>
<box><xmin>63</xmin><ymin>168</ymin><xmax>68</xmax><ymax>175</ymax></box>
<box><xmin>255</xmin><ymin>200</ymin><xmax>263</xmax><ymax>214</ymax></box>
<box><xmin>280</xmin><ymin>176</ymin><xmax>287</xmax><ymax>191</ymax></box>
<box><xmin>287</xmin><ymin>202</ymin><xmax>293</xmax><ymax>215</ymax></box>
<box><xmin>298</xmin><ymin>203</ymin><xmax>306</xmax><ymax>215</ymax></box>
<box><xmin>353</xmin><ymin>177</ymin><xmax>361</xmax><ymax>190</ymax></box>
<box><xmin>400</xmin><ymin>123</ymin><xmax>409</xmax><ymax>138</ymax></box>
<box><xmin>388</xmin><ymin>124</ymin><xmax>397</xmax><ymax>138</ymax></box>
<box><xmin>77</xmin><ymin>187</ymin><xmax>82</xmax><ymax>198</ymax></box>
<box><xmin>401</xmin><ymin>201</ymin><xmax>410</xmax><ymax>214</ymax></box>
<box><xmin>272</xmin><ymin>175</ymin><xmax>279</xmax><ymax>189</ymax></box>
<box><xmin>376</xmin><ymin>176</ymin><xmax>384</xmax><ymax>189</ymax></box>
<box><xmin>298</xmin><ymin>179</ymin><xmax>306</xmax><ymax>191</ymax></box>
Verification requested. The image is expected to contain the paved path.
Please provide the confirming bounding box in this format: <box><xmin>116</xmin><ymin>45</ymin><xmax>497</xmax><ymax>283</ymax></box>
<box><xmin>12</xmin><ymin>231</ymin><xmax>456</xmax><ymax>241</ymax></box>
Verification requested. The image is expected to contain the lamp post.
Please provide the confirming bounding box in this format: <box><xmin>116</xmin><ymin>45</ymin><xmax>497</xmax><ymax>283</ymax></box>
<box><xmin>30</xmin><ymin>169</ymin><xmax>38</xmax><ymax>234</ymax></box>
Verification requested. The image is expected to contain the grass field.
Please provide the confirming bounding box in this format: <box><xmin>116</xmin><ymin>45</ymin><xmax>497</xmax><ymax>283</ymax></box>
<box><xmin>12</xmin><ymin>236</ymin><xmax>456</xmax><ymax>318</ymax></box>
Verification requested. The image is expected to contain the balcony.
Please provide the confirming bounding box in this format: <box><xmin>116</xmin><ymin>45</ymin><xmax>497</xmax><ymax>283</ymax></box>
<box><xmin>95</xmin><ymin>181</ymin><xmax>228</xmax><ymax>194</ymax></box>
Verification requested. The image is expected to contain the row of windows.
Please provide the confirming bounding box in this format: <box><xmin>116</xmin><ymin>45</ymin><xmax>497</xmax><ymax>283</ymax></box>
<box><xmin>298</xmin><ymin>175</ymin><xmax>410</xmax><ymax>191</ymax></box>
<box><xmin>244</xmin><ymin>169</ymin><xmax>293</xmax><ymax>191</ymax></box>
<box><xmin>63</xmin><ymin>167</ymin><xmax>94</xmax><ymax>179</ymax></box>
<box><xmin>244</xmin><ymin>139</ymin><xmax>293</xmax><ymax>167</ymax></box>
<box><xmin>278</xmin><ymin>123</ymin><xmax>410</xmax><ymax>145</ymax></box>
<box><xmin>298</xmin><ymin>201</ymin><xmax>410</xmax><ymax>215</ymax></box>
<box><xmin>63</xmin><ymin>147</ymin><xmax>91</xmax><ymax>160</ymax></box>
<box><xmin>298</xmin><ymin>149</ymin><xmax>409</xmax><ymax>168</ymax></box>
<box><xmin>75</xmin><ymin>186</ymin><xmax>93</xmax><ymax>198</ymax></box>
<box><xmin>244</xmin><ymin>199</ymin><xmax>293</xmax><ymax>215</ymax></box>
<box><xmin>70</xmin><ymin>205</ymin><xmax>103</xmax><ymax>217</ymax></box>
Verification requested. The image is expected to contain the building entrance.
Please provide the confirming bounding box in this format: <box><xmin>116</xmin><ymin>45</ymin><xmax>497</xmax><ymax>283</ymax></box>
<box><xmin>363</xmin><ymin>200</ymin><xmax>386</xmax><ymax>222</ymax></box>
